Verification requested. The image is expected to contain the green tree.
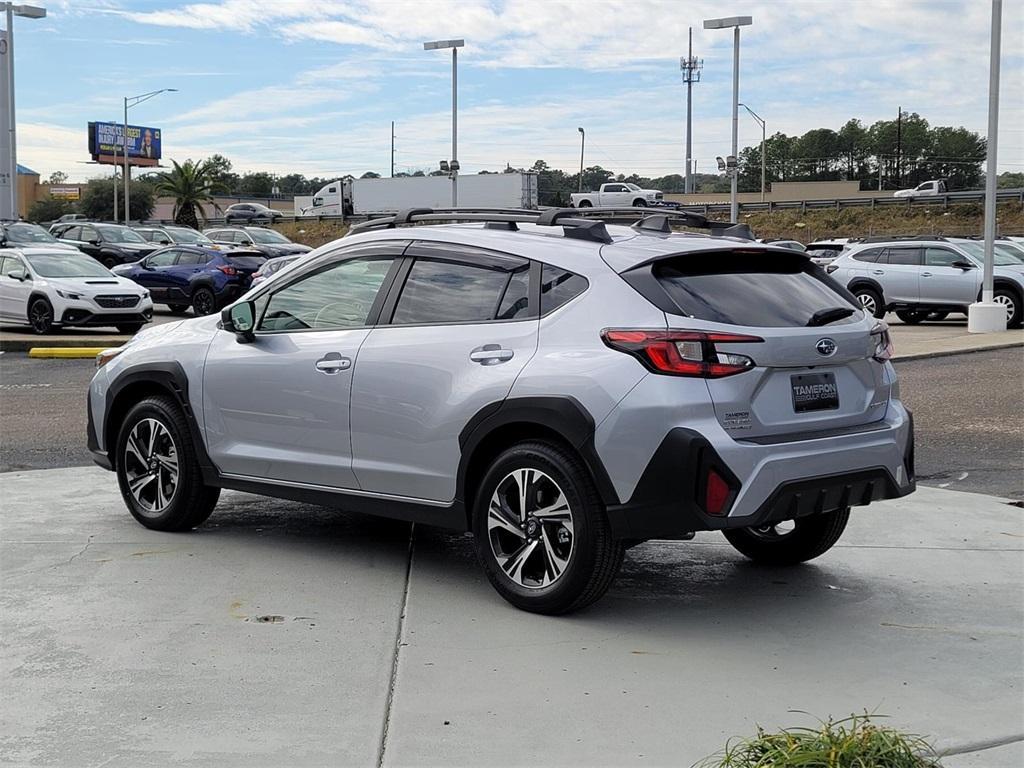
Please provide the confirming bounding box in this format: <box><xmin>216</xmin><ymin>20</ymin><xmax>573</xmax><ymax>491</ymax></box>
<box><xmin>206</xmin><ymin>154</ymin><xmax>238</xmax><ymax>193</ymax></box>
<box><xmin>79</xmin><ymin>177</ymin><xmax>154</xmax><ymax>222</ymax></box>
<box><xmin>154</xmin><ymin>158</ymin><xmax>226</xmax><ymax>228</ymax></box>
<box><xmin>360</xmin><ymin>171</ymin><xmax>381</xmax><ymax>179</ymax></box>
<box><xmin>46</xmin><ymin>171</ymin><xmax>68</xmax><ymax>185</ymax></box>
<box><xmin>997</xmin><ymin>171</ymin><xmax>1024</xmax><ymax>189</ymax></box>
<box><xmin>237</xmin><ymin>171</ymin><xmax>274</xmax><ymax>197</ymax></box>
<box><xmin>920</xmin><ymin>126</ymin><xmax>985</xmax><ymax>189</ymax></box>
<box><xmin>27</xmin><ymin>197</ymin><xmax>74</xmax><ymax>223</ymax></box>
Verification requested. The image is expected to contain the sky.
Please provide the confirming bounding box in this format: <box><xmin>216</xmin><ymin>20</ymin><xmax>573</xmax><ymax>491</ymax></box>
<box><xmin>12</xmin><ymin>0</ymin><xmax>1024</xmax><ymax>182</ymax></box>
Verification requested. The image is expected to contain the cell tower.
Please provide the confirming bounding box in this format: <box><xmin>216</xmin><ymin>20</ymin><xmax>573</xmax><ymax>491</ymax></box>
<box><xmin>680</xmin><ymin>27</ymin><xmax>703</xmax><ymax>194</ymax></box>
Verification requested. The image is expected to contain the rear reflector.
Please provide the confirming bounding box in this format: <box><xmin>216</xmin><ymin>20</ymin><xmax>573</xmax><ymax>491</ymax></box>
<box><xmin>601</xmin><ymin>329</ymin><xmax>763</xmax><ymax>378</ymax></box>
<box><xmin>705</xmin><ymin>469</ymin><xmax>731</xmax><ymax>515</ymax></box>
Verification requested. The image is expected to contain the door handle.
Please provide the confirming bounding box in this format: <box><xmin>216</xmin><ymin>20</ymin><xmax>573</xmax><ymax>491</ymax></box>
<box><xmin>315</xmin><ymin>354</ymin><xmax>351</xmax><ymax>374</ymax></box>
<box><xmin>921</xmin><ymin>272</ymin><xmax>932</xmax><ymax>277</ymax></box>
<box><xmin>470</xmin><ymin>344</ymin><xmax>514</xmax><ymax>365</ymax></box>
<box><xmin>871</xmin><ymin>270</ymin><xmax>884</xmax><ymax>275</ymax></box>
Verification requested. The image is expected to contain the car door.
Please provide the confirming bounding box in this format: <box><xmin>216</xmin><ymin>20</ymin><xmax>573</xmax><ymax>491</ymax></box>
<box><xmin>921</xmin><ymin>246</ymin><xmax>979</xmax><ymax>305</ymax></box>
<box><xmin>350</xmin><ymin>240</ymin><xmax>539</xmax><ymax>502</ymax></box>
<box><xmin>202</xmin><ymin>242</ymin><xmax>406</xmax><ymax>488</ymax></box>
<box><xmin>133</xmin><ymin>249</ymin><xmax>180</xmax><ymax>299</ymax></box>
<box><xmin>77</xmin><ymin>225</ymin><xmax>104</xmax><ymax>260</ymax></box>
<box><xmin>878</xmin><ymin>246</ymin><xmax>921</xmax><ymax>304</ymax></box>
<box><xmin>0</xmin><ymin>254</ymin><xmax>33</xmax><ymax>322</ymax></box>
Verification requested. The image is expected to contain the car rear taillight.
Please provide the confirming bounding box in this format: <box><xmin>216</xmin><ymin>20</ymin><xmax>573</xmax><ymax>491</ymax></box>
<box><xmin>871</xmin><ymin>321</ymin><xmax>894</xmax><ymax>362</ymax></box>
<box><xmin>217</xmin><ymin>265</ymin><xmax>238</xmax><ymax>276</ymax></box>
<box><xmin>601</xmin><ymin>329</ymin><xmax>763</xmax><ymax>378</ymax></box>
<box><xmin>705</xmin><ymin>468</ymin><xmax>731</xmax><ymax>515</ymax></box>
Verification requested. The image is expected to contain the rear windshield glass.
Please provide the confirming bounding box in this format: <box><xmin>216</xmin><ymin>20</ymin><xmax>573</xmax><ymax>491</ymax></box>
<box><xmin>654</xmin><ymin>252</ymin><xmax>859</xmax><ymax>328</ymax></box>
<box><xmin>225</xmin><ymin>255</ymin><xmax>267</xmax><ymax>268</ymax></box>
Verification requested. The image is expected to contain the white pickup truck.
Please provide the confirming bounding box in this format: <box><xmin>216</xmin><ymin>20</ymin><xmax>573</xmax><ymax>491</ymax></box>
<box><xmin>570</xmin><ymin>182</ymin><xmax>664</xmax><ymax>208</ymax></box>
<box><xmin>893</xmin><ymin>179</ymin><xmax>947</xmax><ymax>198</ymax></box>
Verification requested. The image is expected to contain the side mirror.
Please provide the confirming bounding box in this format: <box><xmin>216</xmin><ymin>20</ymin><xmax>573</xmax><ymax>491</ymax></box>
<box><xmin>89</xmin><ymin>238</ymin><xmax>101</xmax><ymax>246</ymax></box>
<box><xmin>160</xmin><ymin>239</ymin><xmax>172</xmax><ymax>245</ymax></box>
<box><xmin>951</xmin><ymin>260</ymin><xmax>975</xmax><ymax>270</ymax></box>
<box><xmin>222</xmin><ymin>301</ymin><xmax>256</xmax><ymax>343</ymax></box>
<box><xmin>9</xmin><ymin>269</ymin><xmax>27</xmax><ymax>281</ymax></box>
<box><xmin>140</xmin><ymin>261</ymin><xmax>153</xmax><ymax>270</ymax></box>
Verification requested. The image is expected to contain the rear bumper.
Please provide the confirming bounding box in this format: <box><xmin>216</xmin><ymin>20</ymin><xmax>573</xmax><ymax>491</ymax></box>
<box><xmin>604</xmin><ymin>406</ymin><xmax>915</xmax><ymax>541</ymax></box>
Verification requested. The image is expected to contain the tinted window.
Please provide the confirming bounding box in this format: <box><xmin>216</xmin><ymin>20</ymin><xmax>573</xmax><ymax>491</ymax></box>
<box><xmin>147</xmin><ymin>250</ymin><xmax>178</xmax><ymax>267</ymax></box>
<box><xmin>79</xmin><ymin>226</ymin><xmax>99</xmax><ymax>242</ymax></box>
<box><xmin>886</xmin><ymin>247</ymin><xmax>921</xmax><ymax>266</ymax></box>
<box><xmin>653</xmin><ymin>252</ymin><xmax>857</xmax><ymax>327</ymax></box>
<box><xmin>496</xmin><ymin>267</ymin><xmax>532</xmax><ymax>320</ymax></box>
<box><xmin>176</xmin><ymin>251</ymin><xmax>206</xmax><ymax>266</ymax></box>
<box><xmin>924</xmin><ymin>247</ymin><xmax>961</xmax><ymax>267</ymax></box>
<box><xmin>260</xmin><ymin>257</ymin><xmax>393</xmax><ymax>331</ymax></box>
<box><xmin>541</xmin><ymin>265</ymin><xmax>588</xmax><ymax>314</ymax></box>
<box><xmin>61</xmin><ymin>226</ymin><xmax>82</xmax><ymax>241</ymax></box>
<box><xmin>852</xmin><ymin>248</ymin><xmax>882</xmax><ymax>263</ymax></box>
<box><xmin>138</xmin><ymin>230</ymin><xmax>158</xmax><ymax>242</ymax></box>
<box><xmin>392</xmin><ymin>259</ymin><xmax>515</xmax><ymax>325</ymax></box>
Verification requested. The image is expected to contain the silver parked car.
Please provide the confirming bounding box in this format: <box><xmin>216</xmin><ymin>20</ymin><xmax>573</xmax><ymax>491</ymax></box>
<box><xmin>87</xmin><ymin>208</ymin><xmax>915</xmax><ymax>614</ymax></box>
<box><xmin>829</xmin><ymin>236</ymin><xmax>1024</xmax><ymax>326</ymax></box>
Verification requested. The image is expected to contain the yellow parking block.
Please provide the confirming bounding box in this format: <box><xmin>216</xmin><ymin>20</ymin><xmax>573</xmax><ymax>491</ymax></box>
<box><xmin>28</xmin><ymin>347</ymin><xmax>111</xmax><ymax>359</ymax></box>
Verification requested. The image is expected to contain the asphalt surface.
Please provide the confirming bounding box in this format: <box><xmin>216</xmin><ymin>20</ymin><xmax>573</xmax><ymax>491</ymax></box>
<box><xmin>1</xmin><ymin>347</ymin><xmax>1021</xmax><ymax>498</ymax></box>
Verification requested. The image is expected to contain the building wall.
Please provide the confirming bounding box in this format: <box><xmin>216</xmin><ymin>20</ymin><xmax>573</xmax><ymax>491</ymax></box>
<box><xmin>17</xmin><ymin>172</ymin><xmax>39</xmax><ymax>218</ymax></box>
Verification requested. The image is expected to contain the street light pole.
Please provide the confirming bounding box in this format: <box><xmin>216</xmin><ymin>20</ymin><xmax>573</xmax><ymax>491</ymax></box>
<box><xmin>739</xmin><ymin>103</ymin><xmax>766</xmax><ymax>202</ymax></box>
<box><xmin>2</xmin><ymin>3</ymin><xmax>46</xmax><ymax>220</ymax></box>
<box><xmin>680</xmin><ymin>28</ymin><xmax>702</xmax><ymax>194</ymax></box>
<box><xmin>704</xmin><ymin>15</ymin><xmax>752</xmax><ymax>222</ymax></box>
<box><xmin>424</xmin><ymin>39</ymin><xmax>464</xmax><ymax>207</ymax></box>
<box><xmin>577</xmin><ymin>127</ymin><xmax>585</xmax><ymax>192</ymax></box>
<box><xmin>122</xmin><ymin>87</ymin><xmax>176</xmax><ymax>223</ymax></box>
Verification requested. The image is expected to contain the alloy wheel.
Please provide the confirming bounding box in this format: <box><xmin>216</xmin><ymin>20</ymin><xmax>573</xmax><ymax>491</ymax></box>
<box><xmin>993</xmin><ymin>294</ymin><xmax>1015</xmax><ymax>322</ymax></box>
<box><xmin>857</xmin><ymin>292</ymin><xmax>877</xmax><ymax>315</ymax></box>
<box><xmin>487</xmin><ymin>468</ymin><xmax>575</xmax><ymax>589</ymax></box>
<box><xmin>193</xmin><ymin>290</ymin><xmax>215</xmax><ymax>315</ymax></box>
<box><xmin>123</xmin><ymin>418</ymin><xmax>179</xmax><ymax>517</ymax></box>
<box><xmin>29</xmin><ymin>302</ymin><xmax>52</xmax><ymax>334</ymax></box>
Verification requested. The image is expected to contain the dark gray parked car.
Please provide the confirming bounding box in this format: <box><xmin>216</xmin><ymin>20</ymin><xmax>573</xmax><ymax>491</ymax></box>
<box><xmin>223</xmin><ymin>203</ymin><xmax>283</xmax><ymax>225</ymax></box>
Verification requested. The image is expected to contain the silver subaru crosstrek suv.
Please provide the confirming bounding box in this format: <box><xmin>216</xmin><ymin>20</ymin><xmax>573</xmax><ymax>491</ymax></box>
<box><xmin>87</xmin><ymin>209</ymin><xmax>915</xmax><ymax>614</ymax></box>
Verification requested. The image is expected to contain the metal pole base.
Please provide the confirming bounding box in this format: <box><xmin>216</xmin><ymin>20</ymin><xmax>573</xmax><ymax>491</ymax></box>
<box><xmin>967</xmin><ymin>301</ymin><xmax>1007</xmax><ymax>333</ymax></box>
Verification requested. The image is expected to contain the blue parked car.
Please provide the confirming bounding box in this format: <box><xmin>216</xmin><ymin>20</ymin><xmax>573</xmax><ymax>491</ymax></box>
<box><xmin>112</xmin><ymin>244</ymin><xmax>267</xmax><ymax>315</ymax></box>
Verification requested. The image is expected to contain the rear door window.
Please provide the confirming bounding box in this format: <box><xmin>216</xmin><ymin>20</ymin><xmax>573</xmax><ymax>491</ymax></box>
<box><xmin>175</xmin><ymin>251</ymin><xmax>204</xmax><ymax>266</ymax></box>
<box><xmin>852</xmin><ymin>248</ymin><xmax>882</xmax><ymax>263</ymax></box>
<box><xmin>886</xmin><ymin>247</ymin><xmax>921</xmax><ymax>266</ymax></box>
<box><xmin>652</xmin><ymin>251</ymin><xmax>857</xmax><ymax>328</ymax></box>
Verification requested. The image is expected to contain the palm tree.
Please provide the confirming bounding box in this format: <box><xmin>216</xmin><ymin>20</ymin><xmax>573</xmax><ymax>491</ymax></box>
<box><xmin>154</xmin><ymin>158</ymin><xmax>226</xmax><ymax>229</ymax></box>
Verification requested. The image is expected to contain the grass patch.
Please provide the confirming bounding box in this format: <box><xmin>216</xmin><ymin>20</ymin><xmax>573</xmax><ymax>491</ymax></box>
<box><xmin>275</xmin><ymin>220</ymin><xmax>349</xmax><ymax>248</ymax></box>
<box><xmin>694</xmin><ymin>713</ymin><xmax>942</xmax><ymax>768</ymax></box>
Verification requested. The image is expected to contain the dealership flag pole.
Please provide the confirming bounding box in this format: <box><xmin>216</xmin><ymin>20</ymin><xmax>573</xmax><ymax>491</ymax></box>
<box><xmin>123</xmin><ymin>97</ymin><xmax>129</xmax><ymax>223</ymax></box>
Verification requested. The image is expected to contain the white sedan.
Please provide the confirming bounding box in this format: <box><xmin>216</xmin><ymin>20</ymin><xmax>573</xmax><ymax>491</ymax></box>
<box><xmin>0</xmin><ymin>247</ymin><xmax>153</xmax><ymax>334</ymax></box>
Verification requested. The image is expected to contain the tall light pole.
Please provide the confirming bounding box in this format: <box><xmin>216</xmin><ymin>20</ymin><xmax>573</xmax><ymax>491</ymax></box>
<box><xmin>680</xmin><ymin>28</ymin><xmax>702</xmax><ymax>194</ymax></box>
<box><xmin>739</xmin><ymin>103</ymin><xmax>765</xmax><ymax>202</ymax></box>
<box><xmin>704</xmin><ymin>15</ymin><xmax>752</xmax><ymax>222</ymax></box>
<box><xmin>1</xmin><ymin>3</ymin><xmax>46</xmax><ymax>220</ymax></box>
<box><xmin>424</xmin><ymin>39</ymin><xmax>464</xmax><ymax>207</ymax></box>
<box><xmin>969</xmin><ymin>0</ymin><xmax>1006</xmax><ymax>333</ymax></box>
<box><xmin>577</xmin><ymin>127</ymin><xmax>585</xmax><ymax>192</ymax></box>
<box><xmin>123</xmin><ymin>87</ymin><xmax>176</xmax><ymax>223</ymax></box>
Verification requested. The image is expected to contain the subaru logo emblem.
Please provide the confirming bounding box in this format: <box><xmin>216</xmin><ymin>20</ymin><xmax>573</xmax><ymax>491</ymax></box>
<box><xmin>815</xmin><ymin>338</ymin><xmax>837</xmax><ymax>356</ymax></box>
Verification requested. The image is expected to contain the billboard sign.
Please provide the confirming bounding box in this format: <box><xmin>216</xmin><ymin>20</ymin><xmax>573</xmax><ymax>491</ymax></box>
<box><xmin>88</xmin><ymin>121</ymin><xmax>162</xmax><ymax>164</ymax></box>
<box><xmin>50</xmin><ymin>186</ymin><xmax>81</xmax><ymax>200</ymax></box>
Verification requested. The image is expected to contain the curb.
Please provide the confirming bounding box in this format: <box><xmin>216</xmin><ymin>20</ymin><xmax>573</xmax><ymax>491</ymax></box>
<box><xmin>28</xmin><ymin>347</ymin><xmax>110</xmax><ymax>359</ymax></box>
<box><xmin>894</xmin><ymin>341</ymin><xmax>1023</xmax><ymax>362</ymax></box>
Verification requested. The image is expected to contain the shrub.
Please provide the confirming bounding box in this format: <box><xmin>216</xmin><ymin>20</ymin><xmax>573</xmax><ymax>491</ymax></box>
<box><xmin>27</xmin><ymin>197</ymin><xmax>74</xmax><ymax>223</ymax></box>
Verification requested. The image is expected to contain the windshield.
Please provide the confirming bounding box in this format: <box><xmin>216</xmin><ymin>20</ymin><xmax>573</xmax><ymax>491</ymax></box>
<box><xmin>96</xmin><ymin>225</ymin><xmax>146</xmax><ymax>244</ymax></box>
<box><xmin>4</xmin><ymin>223</ymin><xmax>59</xmax><ymax>243</ymax></box>
<box><xmin>27</xmin><ymin>253</ymin><xmax>113</xmax><ymax>277</ymax></box>
<box><xmin>624</xmin><ymin>183</ymin><xmax>641</xmax><ymax>191</ymax></box>
<box><xmin>166</xmin><ymin>227</ymin><xmax>209</xmax><ymax>243</ymax></box>
<box><xmin>956</xmin><ymin>241</ymin><xmax>1024</xmax><ymax>266</ymax></box>
<box><xmin>246</xmin><ymin>229</ymin><xmax>290</xmax><ymax>244</ymax></box>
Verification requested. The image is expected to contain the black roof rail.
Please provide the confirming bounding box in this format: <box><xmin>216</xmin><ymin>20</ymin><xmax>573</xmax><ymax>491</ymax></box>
<box><xmin>344</xmin><ymin>206</ymin><xmax>747</xmax><ymax>243</ymax></box>
<box><xmin>859</xmin><ymin>235</ymin><xmax>949</xmax><ymax>243</ymax></box>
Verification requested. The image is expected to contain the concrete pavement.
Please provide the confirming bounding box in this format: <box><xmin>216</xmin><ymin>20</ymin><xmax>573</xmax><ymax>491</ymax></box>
<box><xmin>2</xmin><ymin>467</ymin><xmax>1021</xmax><ymax>766</ymax></box>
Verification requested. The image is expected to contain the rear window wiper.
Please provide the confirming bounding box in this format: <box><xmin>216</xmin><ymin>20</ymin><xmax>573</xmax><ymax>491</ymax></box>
<box><xmin>806</xmin><ymin>307</ymin><xmax>855</xmax><ymax>326</ymax></box>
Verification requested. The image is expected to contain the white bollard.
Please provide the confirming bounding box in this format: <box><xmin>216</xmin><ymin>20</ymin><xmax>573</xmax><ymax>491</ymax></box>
<box><xmin>967</xmin><ymin>301</ymin><xmax>1007</xmax><ymax>333</ymax></box>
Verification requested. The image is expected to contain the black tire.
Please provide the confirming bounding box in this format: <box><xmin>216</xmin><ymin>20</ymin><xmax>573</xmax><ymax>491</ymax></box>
<box><xmin>116</xmin><ymin>324</ymin><xmax>144</xmax><ymax>335</ymax></box>
<box><xmin>103</xmin><ymin>257</ymin><xmax>118</xmax><ymax>269</ymax></box>
<box><xmin>166</xmin><ymin>304</ymin><xmax>190</xmax><ymax>315</ymax></box>
<box><xmin>895</xmin><ymin>309</ymin><xmax>926</xmax><ymax>325</ymax></box>
<box><xmin>191</xmin><ymin>287</ymin><xmax>217</xmax><ymax>316</ymax></box>
<box><xmin>28</xmin><ymin>297</ymin><xmax>54</xmax><ymax>334</ymax></box>
<box><xmin>472</xmin><ymin>441</ymin><xmax>624</xmax><ymax>615</ymax></box>
<box><xmin>632</xmin><ymin>198</ymin><xmax>648</xmax><ymax>207</ymax></box>
<box><xmin>852</xmin><ymin>286</ymin><xmax>885</xmax><ymax>319</ymax></box>
<box><xmin>577</xmin><ymin>200</ymin><xmax>593</xmax><ymax>208</ymax></box>
<box><xmin>115</xmin><ymin>395</ymin><xmax>219</xmax><ymax>532</ymax></box>
<box><xmin>994</xmin><ymin>286</ymin><xmax>1023</xmax><ymax>328</ymax></box>
<box><xmin>723</xmin><ymin>507</ymin><xmax>851</xmax><ymax>565</ymax></box>
<box><xmin>925</xmin><ymin>311</ymin><xmax>949</xmax><ymax>321</ymax></box>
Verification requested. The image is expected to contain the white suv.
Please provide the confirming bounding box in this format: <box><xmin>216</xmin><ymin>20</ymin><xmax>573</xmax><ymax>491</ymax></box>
<box><xmin>829</xmin><ymin>237</ymin><xmax>1024</xmax><ymax>327</ymax></box>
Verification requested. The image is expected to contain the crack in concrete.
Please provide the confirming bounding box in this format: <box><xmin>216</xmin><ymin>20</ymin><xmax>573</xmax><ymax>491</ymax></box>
<box><xmin>376</xmin><ymin>524</ymin><xmax>415</xmax><ymax>768</ymax></box>
<box><xmin>64</xmin><ymin>536</ymin><xmax>94</xmax><ymax>566</ymax></box>
<box><xmin>940</xmin><ymin>733</ymin><xmax>1024</xmax><ymax>756</ymax></box>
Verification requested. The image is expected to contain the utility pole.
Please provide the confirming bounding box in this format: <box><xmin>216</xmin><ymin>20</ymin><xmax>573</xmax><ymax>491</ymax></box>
<box><xmin>577</xmin><ymin>127</ymin><xmax>585</xmax><ymax>192</ymax></box>
<box><xmin>390</xmin><ymin>120</ymin><xmax>395</xmax><ymax>178</ymax></box>
<box><xmin>895</xmin><ymin>106</ymin><xmax>902</xmax><ymax>189</ymax></box>
<box><xmin>680</xmin><ymin>27</ymin><xmax>702</xmax><ymax>194</ymax></box>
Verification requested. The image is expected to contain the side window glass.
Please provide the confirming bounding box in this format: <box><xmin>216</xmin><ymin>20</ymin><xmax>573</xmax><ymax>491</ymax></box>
<box><xmin>852</xmin><ymin>248</ymin><xmax>881</xmax><ymax>263</ymax></box>
<box><xmin>391</xmin><ymin>259</ymin><xmax>516</xmax><ymax>325</ymax></box>
<box><xmin>80</xmin><ymin>227</ymin><xmax>98</xmax><ymax>242</ymax></box>
<box><xmin>148</xmin><ymin>250</ymin><xmax>178</xmax><ymax>267</ymax></box>
<box><xmin>496</xmin><ymin>267</ymin><xmax>532</xmax><ymax>320</ymax></box>
<box><xmin>176</xmin><ymin>252</ymin><xmax>202</xmax><ymax>266</ymax></box>
<box><xmin>260</xmin><ymin>257</ymin><xmax>393</xmax><ymax>332</ymax></box>
<box><xmin>924</xmin><ymin>248</ymin><xmax>961</xmax><ymax>267</ymax></box>
<box><xmin>887</xmin><ymin>247</ymin><xmax>921</xmax><ymax>266</ymax></box>
<box><xmin>62</xmin><ymin>226</ymin><xmax>81</xmax><ymax>241</ymax></box>
<box><xmin>541</xmin><ymin>265</ymin><xmax>588</xmax><ymax>314</ymax></box>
